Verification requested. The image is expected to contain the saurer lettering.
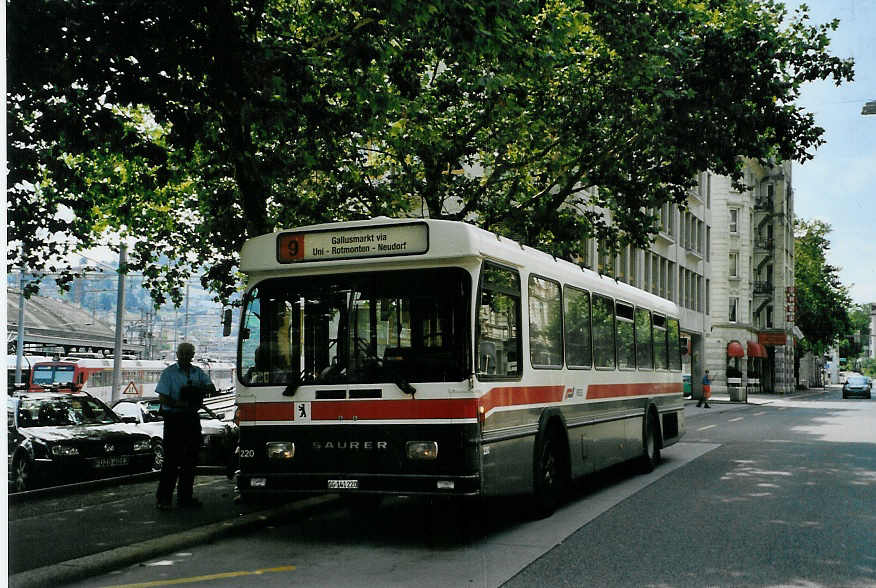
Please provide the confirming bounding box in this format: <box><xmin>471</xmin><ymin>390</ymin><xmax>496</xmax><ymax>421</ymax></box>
<box><xmin>312</xmin><ymin>441</ymin><xmax>389</xmax><ymax>450</ymax></box>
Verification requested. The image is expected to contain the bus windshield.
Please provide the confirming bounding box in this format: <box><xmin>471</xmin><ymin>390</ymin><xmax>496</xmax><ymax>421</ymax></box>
<box><xmin>239</xmin><ymin>268</ymin><xmax>471</xmax><ymax>387</ymax></box>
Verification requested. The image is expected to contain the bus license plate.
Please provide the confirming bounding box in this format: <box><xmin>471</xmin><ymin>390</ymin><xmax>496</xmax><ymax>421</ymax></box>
<box><xmin>328</xmin><ymin>479</ymin><xmax>358</xmax><ymax>489</ymax></box>
<box><xmin>95</xmin><ymin>456</ymin><xmax>129</xmax><ymax>468</ymax></box>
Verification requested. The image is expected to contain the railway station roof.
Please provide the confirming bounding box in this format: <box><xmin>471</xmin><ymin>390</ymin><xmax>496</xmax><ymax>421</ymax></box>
<box><xmin>6</xmin><ymin>287</ymin><xmax>144</xmax><ymax>356</ymax></box>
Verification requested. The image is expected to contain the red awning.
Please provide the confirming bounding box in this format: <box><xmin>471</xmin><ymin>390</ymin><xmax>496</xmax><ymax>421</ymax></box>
<box><xmin>727</xmin><ymin>341</ymin><xmax>745</xmax><ymax>358</ymax></box>
<box><xmin>747</xmin><ymin>341</ymin><xmax>767</xmax><ymax>358</ymax></box>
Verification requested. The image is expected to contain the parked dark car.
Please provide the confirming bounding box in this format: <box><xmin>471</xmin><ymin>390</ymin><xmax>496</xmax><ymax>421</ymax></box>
<box><xmin>842</xmin><ymin>374</ymin><xmax>872</xmax><ymax>399</ymax></box>
<box><xmin>110</xmin><ymin>396</ymin><xmax>238</xmax><ymax>472</ymax></box>
<box><xmin>7</xmin><ymin>390</ymin><xmax>154</xmax><ymax>492</ymax></box>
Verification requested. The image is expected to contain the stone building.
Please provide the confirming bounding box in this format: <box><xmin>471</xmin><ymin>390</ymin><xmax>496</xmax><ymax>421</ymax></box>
<box><xmin>583</xmin><ymin>175</ymin><xmax>712</xmax><ymax>398</ymax></box>
<box><xmin>705</xmin><ymin>159</ymin><xmax>798</xmax><ymax>396</ymax></box>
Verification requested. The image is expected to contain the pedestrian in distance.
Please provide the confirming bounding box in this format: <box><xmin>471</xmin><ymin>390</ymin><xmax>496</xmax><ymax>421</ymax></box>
<box><xmin>155</xmin><ymin>342</ymin><xmax>216</xmax><ymax>510</ymax></box>
<box><xmin>697</xmin><ymin>369</ymin><xmax>712</xmax><ymax>408</ymax></box>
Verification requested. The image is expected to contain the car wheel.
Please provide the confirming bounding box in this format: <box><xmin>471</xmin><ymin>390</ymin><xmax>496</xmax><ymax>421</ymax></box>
<box><xmin>152</xmin><ymin>440</ymin><xmax>165</xmax><ymax>471</ymax></box>
<box><xmin>13</xmin><ymin>455</ymin><xmax>33</xmax><ymax>492</ymax></box>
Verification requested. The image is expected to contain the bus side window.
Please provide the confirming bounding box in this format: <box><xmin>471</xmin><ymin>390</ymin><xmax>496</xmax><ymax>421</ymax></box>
<box><xmin>667</xmin><ymin>318</ymin><xmax>682</xmax><ymax>371</ymax></box>
<box><xmin>592</xmin><ymin>294</ymin><xmax>616</xmax><ymax>369</ymax></box>
<box><xmin>653</xmin><ymin>314</ymin><xmax>669</xmax><ymax>369</ymax></box>
<box><xmin>528</xmin><ymin>275</ymin><xmax>563</xmax><ymax>369</ymax></box>
<box><xmin>635</xmin><ymin>308</ymin><xmax>653</xmax><ymax>370</ymax></box>
<box><xmin>564</xmin><ymin>286</ymin><xmax>592</xmax><ymax>369</ymax></box>
<box><xmin>477</xmin><ymin>263</ymin><xmax>521</xmax><ymax>379</ymax></box>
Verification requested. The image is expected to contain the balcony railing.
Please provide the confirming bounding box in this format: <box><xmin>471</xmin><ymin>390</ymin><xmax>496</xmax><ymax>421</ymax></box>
<box><xmin>753</xmin><ymin>281</ymin><xmax>773</xmax><ymax>294</ymax></box>
<box><xmin>754</xmin><ymin>238</ymin><xmax>774</xmax><ymax>251</ymax></box>
<box><xmin>754</xmin><ymin>197</ymin><xmax>774</xmax><ymax>212</ymax></box>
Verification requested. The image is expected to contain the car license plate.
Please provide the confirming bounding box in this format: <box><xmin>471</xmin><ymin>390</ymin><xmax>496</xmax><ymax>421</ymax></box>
<box><xmin>328</xmin><ymin>479</ymin><xmax>358</xmax><ymax>489</ymax></box>
<box><xmin>95</xmin><ymin>456</ymin><xmax>129</xmax><ymax>468</ymax></box>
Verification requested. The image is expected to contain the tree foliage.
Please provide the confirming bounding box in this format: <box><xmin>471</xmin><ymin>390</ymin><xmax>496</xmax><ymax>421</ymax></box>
<box><xmin>8</xmin><ymin>0</ymin><xmax>854</xmax><ymax>305</ymax></box>
<box><xmin>794</xmin><ymin>218</ymin><xmax>852</xmax><ymax>355</ymax></box>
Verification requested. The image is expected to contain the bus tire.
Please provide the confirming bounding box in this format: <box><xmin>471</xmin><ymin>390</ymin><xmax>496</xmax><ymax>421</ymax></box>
<box><xmin>638</xmin><ymin>409</ymin><xmax>661</xmax><ymax>474</ymax></box>
<box><xmin>531</xmin><ymin>425</ymin><xmax>568</xmax><ymax>519</ymax></box>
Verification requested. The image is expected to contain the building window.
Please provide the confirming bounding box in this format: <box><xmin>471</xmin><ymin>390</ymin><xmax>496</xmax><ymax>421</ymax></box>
<box><xmin>729</xmin><ymin>297</ymin><xmax>738</xmax><ymax>323</ymax></box>
<box><xmin>629</xmin><ymin>249</ymin><xmax>637</xmax><ymax>287</ymax></box>
<box><xmin>706</xmin><ymin>226</ymin><xmax>711</xmax><ymax>261</ymax></box>
<box><xmin>706</xmin><ymin>279</ymin><xmax>710</xmax><ymax>314</ymax></box>
<box><xmin>729</xmin><ymin>208</ymin><xmax>739</xmax><ymax>234</ymax></box>
<box><xmin>729</xmin><ymin>252</ymin><xmax>739</xmax><ymax>278</ymax></box>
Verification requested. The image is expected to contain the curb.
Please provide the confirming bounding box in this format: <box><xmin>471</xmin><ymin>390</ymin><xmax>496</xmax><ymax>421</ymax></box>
<box><xmin>9</xmin><ymin>495</ymin><xmax>340</xmax><ymax>588</ymax></box>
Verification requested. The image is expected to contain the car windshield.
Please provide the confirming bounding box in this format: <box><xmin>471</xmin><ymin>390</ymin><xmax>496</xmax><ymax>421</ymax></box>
<box><xmin>847</xmin><ymin>376</ymin><xmax>868</xmax><ymax>385</ymax></box>
<box><xmin>18</xmin><ymin>396</ymin><xmax>119</xmax><ymax>427</ymax></box>
<box><xmin>239</xmin><ymin>268</ymin><xmax>471</xmax><ymax>386</ymax></box>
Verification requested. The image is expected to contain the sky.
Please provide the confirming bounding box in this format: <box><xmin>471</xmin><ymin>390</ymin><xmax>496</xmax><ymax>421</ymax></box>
<box><xmin>789</xmin><ymin>0</ymin><xmax>876</xmax><ymax>305</ymax></box>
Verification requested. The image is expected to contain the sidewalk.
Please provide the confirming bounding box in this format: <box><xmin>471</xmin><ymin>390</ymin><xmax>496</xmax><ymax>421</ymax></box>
<box><xmin>684</xmin><ymin>386</ymin><xmax>827</xmax><ymax>406</ymax></box>
<box><xmin>9</xmin><ymin>477</ymin><xmax>340</xmax><ymax>588</ymax></box>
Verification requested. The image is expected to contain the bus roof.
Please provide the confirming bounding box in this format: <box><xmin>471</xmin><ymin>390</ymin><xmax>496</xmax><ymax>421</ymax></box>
<box><xmin>241</xmin><ymin>217</ymin><xmax>679</xmax><ymax>317</ymax></box>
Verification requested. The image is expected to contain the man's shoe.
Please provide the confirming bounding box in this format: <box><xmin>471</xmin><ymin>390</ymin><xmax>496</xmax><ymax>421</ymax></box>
<box><xmin>704</xmin><ymin>404</ymin><xmax>711</xmax><ymax>408</ymax></box>
<box><xmin>156</xmin><ymin>501</ymin><xmax>173</xmax><ymax>511</ymax></box>
<box><xmin>178</xmin><ymin>497</ymin><xmax>203</xmax><ymax>508</ymax></box>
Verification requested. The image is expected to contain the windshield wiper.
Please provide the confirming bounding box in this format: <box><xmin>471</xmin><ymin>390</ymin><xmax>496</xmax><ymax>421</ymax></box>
<box><xmin>355</xmin><ymin>338</ymin><xmax>416</xmax><ymax>396</ymax></box>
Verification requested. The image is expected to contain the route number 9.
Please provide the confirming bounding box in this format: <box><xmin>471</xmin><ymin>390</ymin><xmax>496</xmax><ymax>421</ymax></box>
<box><xmin>277</xmin><ymin>233</ymin><xmax>305</xmax><ymax>263</ymax></box>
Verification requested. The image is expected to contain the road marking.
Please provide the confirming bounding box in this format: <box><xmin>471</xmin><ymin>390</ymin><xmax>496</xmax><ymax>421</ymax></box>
<box><xmin>753</xmin><ymin>411</ymin><xmax>766</xmax><ymax>416</ymax></box>
<box><xmin>698</xmin><ymin>424</ymin><xmax>717</xmax><ymax>431</ymax></box>
<box><xmin>728</xmin><ymin>417</ymin><xmax>744</xmax><ymax>422</ymax></box>
<box><xmin>105</xmin><ymin>565</ymin><xmax>297</xmax><ymax>588</ymax></box>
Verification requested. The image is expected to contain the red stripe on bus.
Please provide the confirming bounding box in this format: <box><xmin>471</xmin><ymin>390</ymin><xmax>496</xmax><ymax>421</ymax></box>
<box><xmin>479</xmin><ymin>385</ymin><xmax>567</xmax><ymax>415</ymax></box>
<box><xmin>237</xmin><ymin>383</ymin><xmax>679</xmax><ymax>422</ymax></box>
<box><xmin>586</xmin><ymin>382</ymin><xmax>681</xmax><ymax>399</ymax></box>
<box><xmin>238</xmin><ymin>399</ymin><xmax>478</xmax><ymax>422</ymax></box>
<box><xmin>238</xmin><ymin>402</ymin><xmax>295</xmax><ymax>422</ymax></box>
<box><xmin>311</xmin><ymin>399</ymin><xmax>478</xmax><ymax>421</ymax></box>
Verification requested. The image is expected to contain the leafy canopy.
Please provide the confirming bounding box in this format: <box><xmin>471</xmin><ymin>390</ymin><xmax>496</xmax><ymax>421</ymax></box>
<box><xmin>793</xmin><ymin>218</ymin><xmax>852</xmax><ymax>355</ymax></box>
<box><xmin>7</xmin><ymin>0</ymin><xmax>853</xmax><ymax>305</ymax></box>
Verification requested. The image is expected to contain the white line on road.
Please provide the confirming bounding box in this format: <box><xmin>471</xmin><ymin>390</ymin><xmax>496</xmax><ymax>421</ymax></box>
<box><xmin>753</xmin><ymin>411</ymin><xmax>766</xmax><ymax>416</ymax></box>
<box><xmin>728</xmin><ymin>417</ymin><xmax>744</xmax><ymax>422</ymax></box>
<box><xmin>698</xmin><ymin>424</ymin><xmax>717</xmax><ymax>431</ymax></box>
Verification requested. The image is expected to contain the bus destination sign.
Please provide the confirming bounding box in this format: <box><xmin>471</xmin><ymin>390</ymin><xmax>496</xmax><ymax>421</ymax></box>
<box><xmin>277</xmin><ymin>223</ymin><xmax>429</xmax><ymax>263</ymax></box>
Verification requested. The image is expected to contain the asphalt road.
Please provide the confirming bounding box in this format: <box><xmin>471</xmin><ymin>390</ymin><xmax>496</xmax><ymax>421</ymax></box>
<box><xmin>15</xmin><ymin>386</ymin><xmax>876</xmax><ymax>587</ymax></box>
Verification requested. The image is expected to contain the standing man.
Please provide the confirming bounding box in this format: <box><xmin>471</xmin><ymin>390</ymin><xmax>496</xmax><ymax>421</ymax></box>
<box><xmin>697</xmin><ymin>369</ymin><xmax>712</xmax><ymax>408</ymax></box>
<box><xmin>155</xmin><ymin>342</ymin><xmax>215</xmax><ymax>510</ymax></box>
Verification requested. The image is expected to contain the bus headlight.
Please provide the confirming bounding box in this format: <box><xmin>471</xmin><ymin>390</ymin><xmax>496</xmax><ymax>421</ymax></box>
<box><xmin>406</xmin><ymin>441</ymin><xmax>438</xmax><ymax>461</ymax></box>
<box><xmin>266</xmin><ymin>441</ymin><xmax>295</xmax><ymax>460</ymax></box>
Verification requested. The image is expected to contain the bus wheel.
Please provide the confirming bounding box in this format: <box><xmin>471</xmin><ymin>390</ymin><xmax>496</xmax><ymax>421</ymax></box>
<box><xmin>638</xmin><ymin>411</ymin><xmax>661</xmax><ymax>474</ymax></box>
<box><xmin>152</xmin><ymin>440</ymin><xmax>164</xmax><ymax>471</ymax></box>
<box><xmin>532</xmin><ymin>427</ymin><xmax>567</xmax><ymax>518</ymax></box>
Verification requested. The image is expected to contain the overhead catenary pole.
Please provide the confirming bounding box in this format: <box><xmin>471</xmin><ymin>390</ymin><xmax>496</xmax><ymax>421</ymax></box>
<box><xmin>15</xmin><ymin>271</ymin><xmax>26</xmax><ymax>386</ymax></box>
<box><xmin>111</xmin><ymin>244</ymin><xmax>128</xmax><ymax>402</ymax></box>
<box><xmin>184</xmin><ymin>283</ymin><xmax>190</xmax><ymax>341</ymax></box>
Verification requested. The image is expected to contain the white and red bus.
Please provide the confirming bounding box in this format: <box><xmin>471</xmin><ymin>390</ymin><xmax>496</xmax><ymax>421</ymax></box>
<box><xmin>234</xmin><ymin>218</ymin><xmax>685</xmax><ymax>514</ymax></box>
<box><xmin>28</xmin><ymin>356</ymin><xmax>236</xmax><ymax>404</ymax></box>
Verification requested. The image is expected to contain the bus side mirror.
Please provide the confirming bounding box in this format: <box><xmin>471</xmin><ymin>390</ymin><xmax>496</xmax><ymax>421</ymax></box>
<box><xmin>222</xmin><ymin>309</ymin><xmax>233</xmax><ymax>337</ymax></box>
